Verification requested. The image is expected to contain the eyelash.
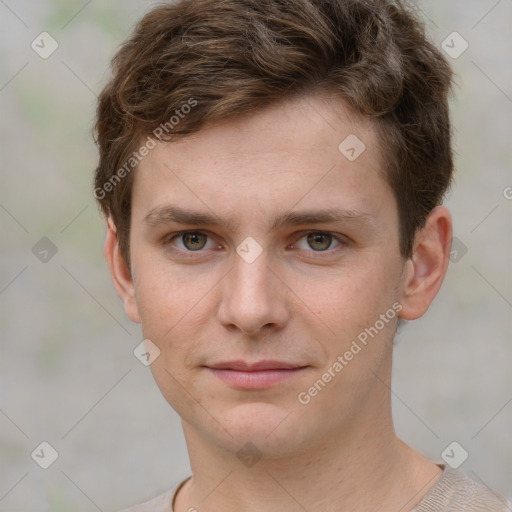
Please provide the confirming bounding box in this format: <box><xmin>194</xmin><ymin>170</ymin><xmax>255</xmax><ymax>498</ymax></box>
<box><xmin>162</xmin><ymin>230</ymin><xmax>348</xmax><ymax>259</ymax></box>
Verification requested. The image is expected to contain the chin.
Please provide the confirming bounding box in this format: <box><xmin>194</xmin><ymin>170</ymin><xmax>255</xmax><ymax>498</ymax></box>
<box><xmin>210</xmin><ymin>401</ymin><xmax>316</xmax><ymax>458</ymax></box>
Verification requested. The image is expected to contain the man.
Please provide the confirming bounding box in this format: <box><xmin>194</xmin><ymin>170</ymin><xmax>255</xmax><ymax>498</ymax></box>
<box><xmin>93</xmin><ymin>0</ymin><xmax>511</xmax><ymax>510</ymax></box>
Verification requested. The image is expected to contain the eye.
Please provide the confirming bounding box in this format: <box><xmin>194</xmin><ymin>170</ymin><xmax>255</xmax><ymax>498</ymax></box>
<box><xmin>291</xmin><ymin>231</ymin><xmax>344</xmax><ymax>254</ymax></box>
<box><xmin>166</xmin><ymin>231</ymin><xmax>218</xmax><ymax>252</ymax></box>
<box><xmin>163</xmin><ymin>230</ymin><xmax>347</xmax><ymax>257</ymax></box>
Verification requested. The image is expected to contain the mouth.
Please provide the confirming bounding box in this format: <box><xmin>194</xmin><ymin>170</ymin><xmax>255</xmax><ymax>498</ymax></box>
<box><xmin>203</xmin><ymin>360</ymin><xmax>309</xmax><ymax>389</ymax></box>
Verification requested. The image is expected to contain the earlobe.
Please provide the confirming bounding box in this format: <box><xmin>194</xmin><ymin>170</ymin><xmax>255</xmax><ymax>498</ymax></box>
<box><xmin>398</xmin><ymin>206</ymin><xmax>453</xmax><ymax>320</ymax></box>
<box><xmin>104</xmin><ymin>217</ymin><xmax>141</xmax><ymax>323</ymax></box>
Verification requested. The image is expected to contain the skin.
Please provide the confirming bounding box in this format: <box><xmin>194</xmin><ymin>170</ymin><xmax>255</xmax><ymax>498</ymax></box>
<box><xmin>105</xmin><ymin>92</ymin><xmax>452</xmax><ymax>512</ymax></box>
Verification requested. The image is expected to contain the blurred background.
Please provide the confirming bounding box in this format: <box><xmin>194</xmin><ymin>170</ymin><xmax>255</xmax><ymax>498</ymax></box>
<box><xmin>0</xmin><ymin>1</ymin><xmax>511</xmax><ymax>510</ymax></box>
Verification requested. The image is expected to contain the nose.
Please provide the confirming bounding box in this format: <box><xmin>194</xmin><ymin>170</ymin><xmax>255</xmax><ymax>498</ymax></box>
<box><xmin>217</xmin><ymin>244</ymin><xmax>290</xmax><ymax>336</ymax></box>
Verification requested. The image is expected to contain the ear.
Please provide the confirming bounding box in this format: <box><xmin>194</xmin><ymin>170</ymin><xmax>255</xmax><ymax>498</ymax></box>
<box><xmin>398</xmin><ymin>206</ymin><xmax>453</xmax><ymax>320</ymax></box>
<box><xmin>104</xmin><ymin>217</ymin><xmax>140</xmax><ymax>323</ymax></box>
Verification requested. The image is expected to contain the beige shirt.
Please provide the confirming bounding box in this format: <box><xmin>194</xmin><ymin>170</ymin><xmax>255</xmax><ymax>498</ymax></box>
<box><xmin>119</xmin><ymin>464</ymin><xmax>512</xmax><ymax>512</ymax></box>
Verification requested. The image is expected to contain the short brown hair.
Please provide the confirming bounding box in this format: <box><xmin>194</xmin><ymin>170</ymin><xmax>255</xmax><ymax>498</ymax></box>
<box><xmin>93</xmin><ymin>0</ymin><xmax>454</xmax><ymax>268</ymax></box>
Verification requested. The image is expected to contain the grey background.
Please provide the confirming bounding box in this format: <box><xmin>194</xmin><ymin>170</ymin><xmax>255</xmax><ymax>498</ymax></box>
<box><xmin>0</xmin><ymin>1</ymin><xmax>511</xmax><ymax>510</ymax></box>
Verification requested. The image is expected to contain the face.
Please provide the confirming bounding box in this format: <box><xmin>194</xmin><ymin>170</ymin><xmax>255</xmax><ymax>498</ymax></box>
<box><xmin>119</xmin><ymin>93</ymin><xmax>411</xmax><ymax>458</ymax></box>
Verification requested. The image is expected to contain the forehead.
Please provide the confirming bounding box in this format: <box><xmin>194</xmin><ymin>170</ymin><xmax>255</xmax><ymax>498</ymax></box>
<box><xmin>132</xmin><ymin>93</ymin><xmax>389</xmax><ymax>224</ymax></box>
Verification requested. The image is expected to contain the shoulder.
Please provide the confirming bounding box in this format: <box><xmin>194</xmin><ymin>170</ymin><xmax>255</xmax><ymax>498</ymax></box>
<box><xmin>117</xmin><ymin>488</ymin><xmax>175</xmax><ymax>512</ymax></box>
<box><xmin>415</xmin><ymin>465</ymin><xmax>512</xmax><ymax>512</ymax></box>
<box><xmin>116</xmin><ymin>477</ymin><xmax>191</xmax><ymax>512</ymax></box>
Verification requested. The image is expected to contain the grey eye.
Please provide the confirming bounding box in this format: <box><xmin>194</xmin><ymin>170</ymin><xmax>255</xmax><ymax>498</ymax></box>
<box><xmin>180</xmin><ymin>232</ymin><xmax>208</xmax><ymax>251</ymax></box>
<box><xmin>306</xmin><ymin>232</ymin><xmax>335</xmax><ymax>251</ymax></box>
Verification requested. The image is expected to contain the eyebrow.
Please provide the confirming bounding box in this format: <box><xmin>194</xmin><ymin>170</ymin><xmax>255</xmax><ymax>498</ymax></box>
<box><xmin>143</xmin><ymin>205</ymin><xmax>375</xmax><ymax>232</ymax></box>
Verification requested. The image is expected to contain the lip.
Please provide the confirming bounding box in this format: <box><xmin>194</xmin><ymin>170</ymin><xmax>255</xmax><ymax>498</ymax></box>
<box><xmin>207</xmin><ymin>360</ymin><xmax>305</xmax><ymax>371</ymax></box>
<box><xmin>204</xmin><ymin>360</ymin><xmax>309</xmax><ymax>389</ymax></box>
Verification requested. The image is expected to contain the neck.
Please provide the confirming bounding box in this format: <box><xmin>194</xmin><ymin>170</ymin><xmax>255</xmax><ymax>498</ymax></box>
<box><xmin>174</xmin><ymin>367</ymin><xmax>442</xmax><ymax>512</ymax></box>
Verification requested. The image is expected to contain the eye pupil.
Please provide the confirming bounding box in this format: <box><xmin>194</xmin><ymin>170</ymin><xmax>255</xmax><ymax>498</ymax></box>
<box><xmin>307</xmin><ymin>232</ymin><xmax>331</xmax><ymax>251</ymax></box>
<box><xmin>183</xmin><ymin>232</ymin><xmax>207</xmax><ymax>251</ymax></box>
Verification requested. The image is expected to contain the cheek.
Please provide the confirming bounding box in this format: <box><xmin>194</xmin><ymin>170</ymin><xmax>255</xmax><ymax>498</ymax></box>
<box><xmin>132</xmin><ymin>259</ymin><xmax>216</xmax><ymax>377</ymax></box>
<box><xmin>148</xmin><ymin>360</ymin><xmax>203</xmax><ymax>429</ymax></box>
<box><xmin>132</xmin><ymin>253</ymin><xmax>208</xmax><ymax>329</ymax></box>
<box><xmin>293</xmin><ymin>257</ymin><xmax>399</xmax><ymax>335</ymax></box>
